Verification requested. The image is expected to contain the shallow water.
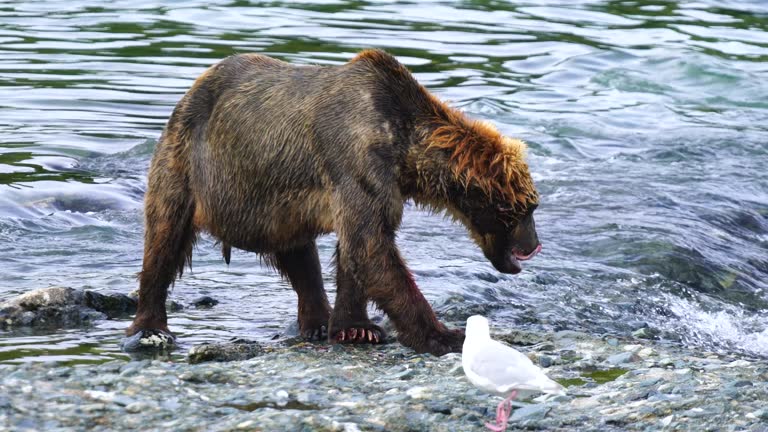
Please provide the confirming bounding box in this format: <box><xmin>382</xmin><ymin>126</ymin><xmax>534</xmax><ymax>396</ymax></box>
<box><xmin>1</xmin><ymin>0</ymin><xmax>767</xmax><ymax>364</ymax></box>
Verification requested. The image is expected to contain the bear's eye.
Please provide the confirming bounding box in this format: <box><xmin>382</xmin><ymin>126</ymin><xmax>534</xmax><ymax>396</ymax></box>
<box><xmin>472</xmin><ymin>207</ymin><xmax>497</xmax><ymax>228</ymax></box>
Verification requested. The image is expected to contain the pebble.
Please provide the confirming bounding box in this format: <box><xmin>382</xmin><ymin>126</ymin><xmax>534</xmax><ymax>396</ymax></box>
<box><xmin>125</xmin><ymin>401</ymin><xmax>154</xmax><ymax>414</ymax></box>
<box><xmin>726</xmin><ymin>380</ymin><xmax>753</xmax><ymax>388</ymax></box>
<box><xmin>187</xmin><ymin>339</ymin><xmax>265</xmax><ymax>364</ymax></box>
<box><xmin>405</xmin><ymin>386</ymin><xmax>431</xmax><ymax>399</ymax></box>
<box><xmin>632</xmin><ymin>327</ymin><xmax>660</xmax><ymax>339</ymax></box>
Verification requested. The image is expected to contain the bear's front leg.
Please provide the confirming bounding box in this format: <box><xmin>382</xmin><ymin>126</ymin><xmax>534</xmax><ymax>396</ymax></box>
<box><xmin>335</xmin><ymin>227</ymin><xmax>464</xmax><ymax>356</ymax></box>
<box><xmin>329</xmin><ymin>244</ymin><xmax>386</xmax><ymax>344</ymax></box>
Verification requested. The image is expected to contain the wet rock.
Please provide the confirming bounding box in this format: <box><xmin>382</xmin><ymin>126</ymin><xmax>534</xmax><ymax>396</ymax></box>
<box><xmin>390</xmin><ymin>368</ymin><xmax>417</xmax><ymax>381</ymax></box>
<box><xmin>726</xmin><ymin>380</ymin><xmax>753</xmax><ymax>388</ymax></box>
<box><xmin>0</xmin><ymin>287</ymin><xmax>142</xmax><ymax>329</ymax></box>
<box><xmin>553</xmin><ymin>330</ymin><xmax>590</xmax><ymax>341</ymax></box>
<box><xmin>188</xmin><ymin>339</ymin><xmax>265</xmax><ymax>364</ymax></box>
<box><xmin>0</xmin><ymin>287</ymin><xmax>104</xmax><ymax>328</ymax></box>
<box><xmin>510</xmin><ymin>403</ymin><xmax>551</xmax><ymax>422</ymax></box>
<box><xmin>405</xmin><ymin>386</ymin><xmax>431</xmax><ymax>399</ymax></box>
<box><xmin>84</xmin><ymin>390</ymin><xmax>136</xmax><ymax>407</ymax></box>
<box><xmin>125</xmin><ymin>401</ymin><xmax>156</xmax><ymax>414</ymax></box>
<box><xmin>606</xmin><ymin>351</ymin><xmax>641</xmax><ymax>365</ymax></box>
<box><xmin>632</xmin><ymin>327</ymin><xmax>660</xmax><ymax>340</ymax></box>
<box><xmin>539</xmin><ymin>355</ymin><xmax>553</xmax><ymax>368</ymax></box>
<box><xmin>83</xmin><ymin>291</ymin><xmax>137</xmax><ymax>318</ymax></box>
<box><xmin>495</xmin><ymin>330</ymin><xmax>551</xmax><ymax>347</ymax></box>
<box><xmin>192</xmin><ymin>296</ymin><xmax>219</xmax><ymax>308</ymax></box>
<box><xmin>425</xmin><ymin>402</ymin><xmax>451</xmax><ymax>414</ymax></box>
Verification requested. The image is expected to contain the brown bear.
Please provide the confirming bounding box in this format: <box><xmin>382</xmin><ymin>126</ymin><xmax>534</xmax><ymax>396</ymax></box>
<box><xmin>125</xmin><ymin>49</ymin><xmax>541</xmax><ymax>356</ymax></box>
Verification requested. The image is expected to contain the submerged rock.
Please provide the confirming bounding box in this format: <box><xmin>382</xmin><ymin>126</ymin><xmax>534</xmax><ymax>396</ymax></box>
<box><xmin>188</xmin><ymin>339</ymin><xmax>265</xmax><ymax>364</ymax></box>
<box><xmin>192</xmin><ymin>296</ymin><xmax>219</xmax><ymax>308</ymax></box>
<box><xmin>0</xmin><ymin>287</ymin><xmax>138</xmax><ymax>329</ymax></box>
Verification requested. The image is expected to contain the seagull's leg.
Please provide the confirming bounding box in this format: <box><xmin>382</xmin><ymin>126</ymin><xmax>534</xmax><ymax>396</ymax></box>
<box><xmin>498</xmin><ymin>391</ymin><xmax>518</xmax><ymax>431</ymax></box>
<box><xmin>485</xmin><ymin>410</ymin><xmax>505</xmax><ymax>432</ymax></box>
<box><xmin>485</xmin><ymin>391</ymin><xmax>519</xmax><ymax>431</ymax></box>
<box><xmin>484</xmin><ymin>396</ymin><xmax>508</xmax><ymax>431</ymax></box>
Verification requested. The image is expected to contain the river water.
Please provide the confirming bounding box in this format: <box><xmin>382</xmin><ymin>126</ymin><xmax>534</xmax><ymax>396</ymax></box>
<box><xmin>0</xmin><ymin>0</ymin><xmax>766</xmax><ymax>365</ymax></box>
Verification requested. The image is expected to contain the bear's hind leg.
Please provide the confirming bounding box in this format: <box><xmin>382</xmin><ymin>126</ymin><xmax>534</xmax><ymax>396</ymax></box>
<box><xmin>329</xmin><ymin>243</ymin><xmax>386</xmax><ymax>344</ymax></box>
<box><xmin>273</xmin><ymin>242</ymin><xmax>331</xmax><ymax>341</ymax></box>
<box><xmin>124</xmin><ymin>154</ymin><xmax>196</xmax><ymax>352</ymax></box>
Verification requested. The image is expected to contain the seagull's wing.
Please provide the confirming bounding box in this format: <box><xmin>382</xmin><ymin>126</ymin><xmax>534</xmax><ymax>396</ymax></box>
<box><xmin>469</xmin><ymin>339</ymin><xmax>564</xmax><ymax>395</ymax></box>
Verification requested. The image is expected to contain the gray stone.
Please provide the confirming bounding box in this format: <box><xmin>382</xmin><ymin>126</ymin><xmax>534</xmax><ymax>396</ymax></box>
<box><xmin>606</xmin><ymin>351</ymin><xmax>641</xmax><ymax>365</ymax></box>
<box><xmin>632</xmin><ymin>327</ymin><xmax>660</xmax><ymax>340</ymax></box>
<box><xmin>510</xmin><ymin>404</ymin><xmax>551</xmax><ymax>422</ymax></box>
<box><xmin>391</xmin><ymin>369</ymin><xmax>416</xmax><ymax>380</ymax></box>
<box><xmin>426</xmin><ymin>402</ymin><xmax>451</xmax><ymax>414</ymax></box>
<box><xmin>0</xmin><ymin>287</ymin><xmax>143</xmax><ymax>329</ymax></box>
<box><xmin>83</xmin><ymin>291</ymin><xmax>137</xmax><ymax>318</ymax></box>
<box><xmin>495</xmin><ymin>330</ymin><xmax>551</xmax><ymax>347</ymax></box>
<box><xmin>188</xmin><ymin>339</ymin><xmax>265</xmax><ymax>364</ymax></box>
<box><xmin>726</xmin><ymin>380</ymin><xmax>753</xmax><ymax>388</ymax></box>
<box><xmin>539</xmin><ymin>355</ymin><xmax>553</xmax><ymax>368</ymax></box>
<box><xmin>638</xmin><ymin>377</ymin><xmax>662</xmax><ymax>387</ymax></box>
<box><xmin>553</xmin><ymin>330</ymin><xmax>589</xmax><ymax>341</ymax></box>
<box><xmin>125</xmin><ymin>401</ymin><xmax>155</xmax><ymax>413</ymax></box>
<box><xmin>0</xmin><ymin>287</ymin><xmax>105</xmax><ymax>329</ymax></box>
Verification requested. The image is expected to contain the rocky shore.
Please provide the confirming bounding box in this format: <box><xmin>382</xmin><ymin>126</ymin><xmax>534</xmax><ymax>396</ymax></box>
<box><xmin>1</xmin><ymin>288</ymin><xmax>767</xmax><ymax>431</ymax></box>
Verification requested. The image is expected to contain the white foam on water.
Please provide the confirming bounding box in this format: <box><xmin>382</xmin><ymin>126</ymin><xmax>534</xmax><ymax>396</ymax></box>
<box><xmin>660</xmin><ymin>295</ymin><xmax>768</xmax><ymax>357</ymax></box>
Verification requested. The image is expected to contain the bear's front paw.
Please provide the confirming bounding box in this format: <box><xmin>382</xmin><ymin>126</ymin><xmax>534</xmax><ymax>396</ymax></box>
<box><xmin>412</xmin><ymin>327</ymin><xmax>465</xmax><ymax>356</ymax></box>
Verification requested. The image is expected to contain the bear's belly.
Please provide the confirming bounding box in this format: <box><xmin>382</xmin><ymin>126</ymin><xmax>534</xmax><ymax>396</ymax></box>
<box><xmin>194</xmin><ymin>189</ymin><xmax>335</xmax><ymax>253</ymax></box>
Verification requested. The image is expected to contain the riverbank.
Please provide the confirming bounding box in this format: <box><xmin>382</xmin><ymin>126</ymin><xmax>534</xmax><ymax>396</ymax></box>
<box><xmin>2</xmin><ymin>323</ymin><xmax>766</xmax><ymax>431</ymax></box>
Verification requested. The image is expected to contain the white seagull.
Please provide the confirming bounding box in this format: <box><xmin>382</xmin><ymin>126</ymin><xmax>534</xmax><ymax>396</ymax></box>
<box><xmin>462</xmin><ymin>315</ymin><xmax>565</xmax><ymax>431</ymax></box>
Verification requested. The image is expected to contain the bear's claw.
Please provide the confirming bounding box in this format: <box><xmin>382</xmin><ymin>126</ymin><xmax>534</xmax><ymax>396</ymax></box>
<box><xmin>301</xmin><ymin>325</ymin><xmax>327</xmax><ymax>341</ymax></box>
<box><xmin>333</xmin><ymin>326</ymin><xmax>383</xmax><ymax>344</ymax></box>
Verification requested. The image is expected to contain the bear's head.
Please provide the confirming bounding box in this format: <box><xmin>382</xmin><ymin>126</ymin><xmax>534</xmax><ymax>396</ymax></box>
<box><xmin>423</xmin><ymin>117</ymin><xmax>541</xmax><ymax>274</ymax></box>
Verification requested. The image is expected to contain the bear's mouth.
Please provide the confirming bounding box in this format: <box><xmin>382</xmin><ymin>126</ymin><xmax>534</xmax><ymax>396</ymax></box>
<box><xmin>491</xmin><ymin>244</ymin><xmax>541</xmax><ymax>274</ymax></box>
<box><xmin>514</xmin><ymin>244</ymin><xmax>541</xmax><ymax>261</ymax></box>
